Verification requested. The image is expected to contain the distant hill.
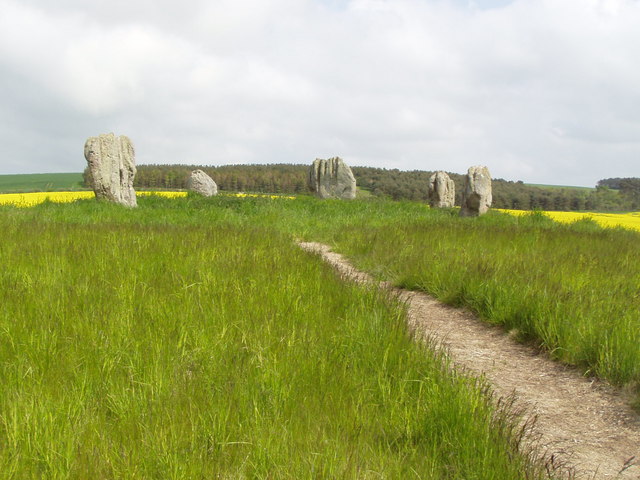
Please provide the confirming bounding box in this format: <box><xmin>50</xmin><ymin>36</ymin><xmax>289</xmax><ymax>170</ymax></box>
<box><xmin>524</xmin><ymin>183</ymin><xmax>595</xmax><ymax>191</ymax></box>
<box><xmin>0</xmin><ymin>173</ymin><xmax>85</xmax><ymax>193</ymax></box>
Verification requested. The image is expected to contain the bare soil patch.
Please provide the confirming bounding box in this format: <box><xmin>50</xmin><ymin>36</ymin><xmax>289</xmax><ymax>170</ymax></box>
<box><xmin>299</xmin><ymin>242</ymin><xmax>640</xmax><ymax>479</ymax></box>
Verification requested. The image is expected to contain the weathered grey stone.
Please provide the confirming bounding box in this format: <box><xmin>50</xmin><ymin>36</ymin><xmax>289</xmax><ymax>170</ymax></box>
<box><xmin>428</xmin><ymin>171</ymin><xmax>455</xmax><ymax>208</ymax></box>
<box><xmin>308</xmin><ymin>157</ymin><xmax>356</xmax><ymax>199</ymax></box>
<box><xmin>84</xmin><ymin>133</ymin><xmax>137</xmax><ymax>207</ymax></box>
<box><xmin>187</xmin><ymin>169</ymin><xmax>218</xmax><ymax>197</ymax></box>
<box><xmin>460</xmin><ymin>165</ymin><xmax>492</xmax><ymax>217</ymax></box>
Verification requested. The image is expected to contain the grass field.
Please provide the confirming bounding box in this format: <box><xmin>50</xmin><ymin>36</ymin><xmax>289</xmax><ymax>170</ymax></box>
<box><xmin>325</xmin><ymin>209</ymin><xmax>640</xmax><ymax>395</ymax></box>
<box><xmin>0</xmin><ymin>196</ymin><xmax>550</xmax><ymax>479</ymax></box>
<box><xmin>524</xmin><ymin>183</ymin><xmax>595</xmax><ymax>191</ymax></box>
<box><xmin>3</xmin><ymin>191</ymin><xmax>640</xmax><ymax>232</ymax></box>
<box><xmin>2</xmin><ymin>193</ymin><xmax>640</xmax><ymax>477</ymax></box>
<box><xmin>0</xmin><ymin>173</ymin><xmax>86</xmax><ymax>193</ymax></box>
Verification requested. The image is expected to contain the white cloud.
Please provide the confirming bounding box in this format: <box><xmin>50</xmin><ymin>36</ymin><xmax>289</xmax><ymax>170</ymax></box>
<box><xmin>1</xmin><ymin>0</ymin><xmax>640</xmax><ymax>186</ymax></box>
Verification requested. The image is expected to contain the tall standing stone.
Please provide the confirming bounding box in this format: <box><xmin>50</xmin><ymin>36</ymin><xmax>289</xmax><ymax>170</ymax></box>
<box><xmin>308</xmin><ymin>157</ymin><xmax>356</xmax><ymax>200</ymax></box>
<box><xmin>460</xmin><ymin>165</ymin><xmax>492</xmax><ymax>217</ymax></box>
<box><xmin>187</xmin><ymin>169</ymin><xmax>218</xmax><ymax>196</ymax></box>
<box><xmin>84</xmin><ymin>133</ymin><xmax>137</xmax><ymax>207</ymax></box>
<box><xmin>428</xmin><ymin>171</ymin><xmax>455</xmax><ymax>208</ymax></box>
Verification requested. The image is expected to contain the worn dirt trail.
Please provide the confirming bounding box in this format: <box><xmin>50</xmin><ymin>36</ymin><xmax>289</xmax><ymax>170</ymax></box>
<box><xmin>299</xmin><ymin>242</ymin><xmax>640</xmax><ymax>479</ymax></box>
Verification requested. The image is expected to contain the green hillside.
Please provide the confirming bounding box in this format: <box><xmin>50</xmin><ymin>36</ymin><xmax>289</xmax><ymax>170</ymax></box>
<box><xmin>0</xmin><ymin>173</ymin><xmax>86</xmax><ymax>193</ymax></box>
<box><xmin>525</xmin><ymin>183</ymin><xmax>596</xmax><ymax>191</ymax></box>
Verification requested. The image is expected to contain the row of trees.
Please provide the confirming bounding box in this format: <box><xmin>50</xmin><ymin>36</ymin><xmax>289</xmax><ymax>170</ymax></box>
<box><xmin>353</xmin><ymin>167</ymin><xmax>635</xmax><ymax>211</ymax></box>
<box><xmin>596</xmin><ymin>178</ymin><xmax>640</xmax><ymax>210</ymax></box>
<box><xmin>83</xmin><ymin>164</ymin><xmax>638</xmax><ymax>211</ymax></box>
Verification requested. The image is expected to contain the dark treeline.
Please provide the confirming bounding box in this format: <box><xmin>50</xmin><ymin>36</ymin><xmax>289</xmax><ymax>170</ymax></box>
<box><xmin>83</xmin><ymin>164</ymin><xmax>639</xmax><ymax>211</ymax></box>
<box><xmin>597</xmin><ymin>177</ymin><xmax>640</xmax><ymax>190</ymax></box>
<box><xmin>140</xmin><ymin>164</ymin><xmax>307</xmax><ymax>194</ymax></box>
<box><xmin>352</xmin><ymin>167</ymin><xmax>637</xmax><ymax>211</ymax></box>
<box><xmin>596</xmin><ymin>177</ymin><xmax>640</xmax><ymax>210</ymax></box>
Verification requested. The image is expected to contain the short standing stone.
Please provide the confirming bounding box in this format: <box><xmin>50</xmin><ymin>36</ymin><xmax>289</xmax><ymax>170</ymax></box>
<box><xmin>187</xmin><ymin>169</ymin><xmax>218</xmax><ymax>196</ymax></box>
<box><xmin>428</xmin><ymin>171</ymin><xmax>455</xmax><ymax>208</ymax></box>
<box><xmin>308</xmin><ymin>157</ymin><xmax>356</xmax><ymax>199</ymax></box>
<box><xmin>84</xmin><ymin>133</ymin><xmax>137</xmax><ymax>207</ymax></box>
<box><xmin>460</xmin><ymin>165</ymin><xmax>492</xmax><ymax>217</ymax></box>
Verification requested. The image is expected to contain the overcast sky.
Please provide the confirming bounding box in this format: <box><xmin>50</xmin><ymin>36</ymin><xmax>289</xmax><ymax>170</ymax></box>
<box><xmin>1</xmin><ymin>0</ymin><xmax>639</xmax><ymax>186</ymax></box>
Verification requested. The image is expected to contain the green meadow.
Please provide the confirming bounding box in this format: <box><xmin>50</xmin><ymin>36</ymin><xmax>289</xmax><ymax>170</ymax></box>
<box><xmin>2</xmin><ymin>194</ymin><xmax>639</xmax><ymax>477</ymax></box>
<box><xmin>328</xmin><ymin>210</ymin><xmax>640</xmax><ymax>392</ymax></box>
<box><xmin>524</xmin><ymin>183</ymin><xmax>595</xmax><ymax>191</ymax></box>
<box><xmin>0</xmin><ymin>173</ymin><xmax>86</xmax><ymax>193</ymax></box>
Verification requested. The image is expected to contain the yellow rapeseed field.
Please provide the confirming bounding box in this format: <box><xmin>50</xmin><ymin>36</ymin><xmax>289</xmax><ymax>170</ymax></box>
<box><xmin>499</xmin><ymin>209</ymin><xmax>640</xmax><ymax>232</ymax></box>
<box><xmin>0</xmin><ymin>191</ymin><xmax>96</xmax><ymax>207</ymax></box>
<box><xmin>0</xmin><ymin>190</ymin><xmax>294</xmax><ymax>207</ymax></box>
<box><xmin>232</xmin><ymin>192</ymin><xmax>296</xmax><ymax>200</ymax></box>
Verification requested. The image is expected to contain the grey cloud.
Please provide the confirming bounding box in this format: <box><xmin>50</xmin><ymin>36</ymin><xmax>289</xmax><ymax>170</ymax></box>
<box><xmin>1</xmin><ymin>0</ymin><xmax>639</xmax><ymax>187</ymax></box>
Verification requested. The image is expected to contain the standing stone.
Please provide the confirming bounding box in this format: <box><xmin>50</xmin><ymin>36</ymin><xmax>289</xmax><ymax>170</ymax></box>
<box><xmin>187</xmin><ymin>169</ymin><xmax>218</xmax><ymax>196</ymax></box>
<box><xmin>428</xmin><ymin>171</ymin><xmax>455</xmax><ymax>208</ymax></box>
<box><xmin>460</xmin><ymin>165</ymin><xmax>492</xmax><ymax>217</ymax></box>
<box><xmin>308</xmin><ymin>157</ymin><xmax>356</xmax><ymax>199</ymax></box>
<box><xmin>84</xmin><ymin>133</ymin><xmax>137</xmax><ymax>207</ymax></box>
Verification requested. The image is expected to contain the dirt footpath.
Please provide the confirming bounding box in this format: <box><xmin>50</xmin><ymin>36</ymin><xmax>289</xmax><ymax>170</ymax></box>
<box><xmin>299</xmin><ymin>242</ymin><xmax>640</xmax><ymax>479</ymax></box>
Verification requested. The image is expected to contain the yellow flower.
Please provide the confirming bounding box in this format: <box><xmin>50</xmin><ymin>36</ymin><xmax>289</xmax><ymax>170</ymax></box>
<box><xmin>137</xmin><ymin>191</ymin><xmax>188</xmax><ymax>199</ymax></box>
<box><xmin>0</xmin><ymin>191</ymin><xmax>94</xmax><ymax>207</ymax></box>
<box><xmin>0</xmin><ymin>190</ymin><xmax>296</xmax><ymax>207</ymax></box>
<box><xmin>498</xmin><ymin>209</ymin><xmax>640</xmax><ymax>232</ymax></box>
<box><xmin>222</xmin><ymin>192</ymin><xmax>295</xmax><ymax>200</ymax></box>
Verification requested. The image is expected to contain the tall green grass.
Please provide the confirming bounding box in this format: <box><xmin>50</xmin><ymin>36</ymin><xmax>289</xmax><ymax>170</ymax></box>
<box><xmin>326</xmin><ymin>210</ymin><xmax>640</xmax><ymax>397</ymax></box>
<box><xmin>5</xmin><ymin>195</ymin><xmax>638</xmax><ymax>393</ymax></box>
<box><xmin>0</xmin><ymin>204</ymin><xmax>549</xmax><ymax>479</ymax></box>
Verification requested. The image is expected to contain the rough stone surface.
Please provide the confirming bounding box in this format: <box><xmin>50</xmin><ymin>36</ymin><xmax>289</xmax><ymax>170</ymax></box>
<box><xmin>84</xmin><ymin>133</ymin><xmax>137</xmax><ymax>207</ymax></box>
<box><xmin>428</xmin><ymin>171</ymin><xmax>455</xmax><ymax>208</ymax></box>
<box><xmin>308</xmin><ymin>157</ymin><xmax>356</xmax><ymax>199</ymax></box>
<box><xmin>460</xmin><ymin>165</ymin><xmax>492</xmax><ymax>216</ymax></box>
<box><xmin>187</xmin><ymin>169</ymin><xmax>218</xmax><ymax>197</ymax></box>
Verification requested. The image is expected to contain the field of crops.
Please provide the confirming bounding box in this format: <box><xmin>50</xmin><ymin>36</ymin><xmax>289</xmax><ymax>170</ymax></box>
<box><xmin>2</xmin><ymin>193</ymin><xmax>639</xmax><ymax>477</ymax></box>
<box><xmin>0</xmin><ymin>191</ymin><xmax>298</xmax><ymax>208</ymax></box>
<box><xmin>500</xmin><ymin>208</ymin><xmax>640</xmax><ymax>232</ymax></box>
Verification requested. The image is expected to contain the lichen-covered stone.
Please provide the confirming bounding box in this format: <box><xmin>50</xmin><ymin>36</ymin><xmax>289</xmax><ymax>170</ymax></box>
<box><xmin>460</xmin><ymin>165</ymin><xmax>492</xmax><ymax>217</ymax></box>
<box><xmin>308</xmin><ymin>157</ymin><xmax>356</xmax><ymax>199</ymax></box>
<box><xmin>187</xmin><ymin>169</ymin><xmax>218</xmax><ymax>197</ymax></box>
<box><xmin>84</xmin><ymin>133</ymin><xmax>137</xmax><ymax>207</ymax></box>
<box><xmin>428</xmin><ymin>171</ymin><xmax>455</xmax><ymax>208</ymax></box>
